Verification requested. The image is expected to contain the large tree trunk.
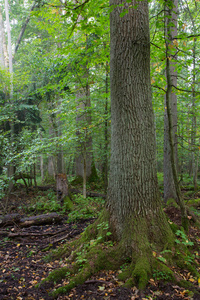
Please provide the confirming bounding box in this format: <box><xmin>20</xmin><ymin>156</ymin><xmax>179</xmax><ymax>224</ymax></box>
<box><xmin>107</xmin><ymin>0</ymin><xmax>173</xmax><ymax>256</ymax></box>
<box><xmin>163</xmin><ymin>0</ymin><xmax>178</xmax><ymax>203</ymax></box>
<box><xmin>37</xmin><ymin>2</ymin><xmax>185</xmax><ymax>296</ymax></box>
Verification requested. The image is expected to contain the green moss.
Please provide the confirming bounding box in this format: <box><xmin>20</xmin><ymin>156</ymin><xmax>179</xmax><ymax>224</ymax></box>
<box><xmin>63</xmin><ymin>196</ymin><xmax>74</xmax><ymax>211</ymax></box>
<box><xmin>44</xmin><ymin>240</ymin><xmax>77</xmax><ymax>262</ymax></box>
<box><xmin>51</xmin><ymin>265</ymin><xmax>92</xmax><ymax>298</ymax></box>
<box><xmin>178</xmin><ymin>280</ymin><xmax>194</xmax><ymax>289</ymax></box>
<box><xmin>169</xmin><ymin>222</ymin><xmax>179</xmax><ymax>233</ymax></box>
<box><xmin>166</xmin><ymin>198</ymin><xmax>178</xmax><ymax>208</ymax></box>
<box><xmin>132</xmin><ymin>257</ymin><xmax>151</xmax><ymax>289</ymax></box>
<box><xmin>187</xmin><ymin>199</ymin><xmax>200</xmax><ymax>208</ymax></box>
<box><xmin>123</xmin><ymin>278</ymin><xmax>134</xmax><ymax>288</ymax></box>
<box><xmin>181</xmin><ymin>216</ymin><xmax>189</xmax><ymax>233</ymax></box>
<box><xmin>41</xmin><ymin>207</ymin><xmax>178</xmax><ymax>297</ymax></box>
<box><xmin>39</xmin><ymin>267</ymin><xmax>69</xmax><ymax>286</ymax></box>
<box><xmin>118</xmin><ymin>268</ymin><xmax>132</xmax><ymax>281</ymax></box>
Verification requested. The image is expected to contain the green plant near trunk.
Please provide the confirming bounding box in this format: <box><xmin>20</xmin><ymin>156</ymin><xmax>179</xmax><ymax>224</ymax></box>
<box><xmin>38</xmin><ymin>207</ymin><xmax>200</xmax><ymax>298</ymax></box>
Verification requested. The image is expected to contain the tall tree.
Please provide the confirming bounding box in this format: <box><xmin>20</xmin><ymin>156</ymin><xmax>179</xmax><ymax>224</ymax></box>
<box><xmin>163</xmin><ymin>0</ymin><xmax>178</xmax><ymax>203</ymax></box>
<box><xmin>0</xmin><ymin>7</ymin><xmax>5</xmax><ymax>68</ymax></box>
<box><xmin>107</xmin><ymin>0</ymin><xmax>173</xmax><ymax>265</ymax></box>
<box><xmin>164</xmin><ymin>0</ymin><xmax>188</xmax><ymax>229</ymax></box>
<box><xmin>5</xmin><ymin>0</ymin><xmax>15</xmax><ymax>192</ymax></box>
<box><xmin>49</xmin><ymin>1</ymin><xmax>175</xmax><ymax>295</ymax></box>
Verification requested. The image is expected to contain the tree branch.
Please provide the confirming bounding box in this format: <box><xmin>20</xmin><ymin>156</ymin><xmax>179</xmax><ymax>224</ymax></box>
<box><xmin>152</xmin><ymin>85</ymin><xmax>166</xmax><ymax>92</ymax></box>
<box><xmin>14</xmin><ymin>1</ymin><xmax>38</xmax><ymax>54</ymax></box>
<box><xmin>172</xmin><ymin>85</ymin><xmax>200</xmax><ymax>94</ymax></box>
<box><xmin>174</xmin><ymin>33</ymin><xmax>200</xmax><ymax>40</ymax></box>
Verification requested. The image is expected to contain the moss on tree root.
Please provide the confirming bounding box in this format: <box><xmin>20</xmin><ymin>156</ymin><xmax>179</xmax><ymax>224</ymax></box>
<box><xmin>39</xmin><ymin>210</ymin><xmax>199</xmax><ymax>298</ymax></box>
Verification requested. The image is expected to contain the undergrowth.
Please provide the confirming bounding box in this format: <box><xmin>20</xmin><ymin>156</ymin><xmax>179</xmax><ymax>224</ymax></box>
<box><xmin>24</xmin><ymin>191</ymin><xmax>105</xmax><ymax>221</ymax></box>
<box><xmin>67</xmin><ymin>194</ymin><xmax>105</xmax><ymax>222</ymax></box>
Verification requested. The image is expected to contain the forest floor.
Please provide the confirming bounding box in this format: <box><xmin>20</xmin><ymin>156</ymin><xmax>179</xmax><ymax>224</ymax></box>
<box><xmin>0</xmin><ymin>186</ymin><xmax>200</xmax><ymax>300</ymax></box>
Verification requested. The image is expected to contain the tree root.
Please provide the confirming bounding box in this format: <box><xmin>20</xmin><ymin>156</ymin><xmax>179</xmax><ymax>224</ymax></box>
<box><xmin>38</xmin><ymin>211</ymin><xmax>199</xmax><ymax>298</ymax></box>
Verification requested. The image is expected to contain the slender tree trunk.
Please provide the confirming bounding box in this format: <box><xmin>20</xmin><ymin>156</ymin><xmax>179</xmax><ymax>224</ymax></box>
<box><xmin>83</xmin><ymin>141</ymin><xmax>87</xmax><ymax>198</ymax></box>
<box><xmin>33</xmin><ymin>163</ymin><xmax>37</xmax><ymax>187</ymax></box>
<box><xmin>49</xmin><ymin>106</ymin><xmax>64</xmax><ymax>175</ymax></box>
<box><xmin>184</xmin><ymin>0</ymin><xmax>198</xmax><ymax>190</ymax></box>
<box><xmin>103</xmin><ymin>61</ymin><xmax>109</xmax><ymax>194</ymax></box>
<box><xmin>0</xmin><ymin>7</ymin><xmax>5</xmax><ymax>68</ymax></box>
<box><xmin>14</xmin><ymin>1</ymin><xmax>37</xmax><ymax>54</ymax></box>
<box><xmin>163</xmin><ymin>0</ymin><xmax>178</xmax><ymax>203</ymax></box>
<box><xmin>48</xmin><ymin>156</ymin><xmax>56</xmax><ymax>179</ymax></box>
<box><xmin>191</xmin><ymin>39</ymin><xmax>198</xmax><ymax>190</ymax></box>
<box><xmin>5</xmin><ymin>0</ymin><xmax>15</xmax><ymax>193</ymax></box>
<box><xmin>40</xmin><ymin>155</ymin><xmax>44</xmax><ymax>182</ymax></box>
<box><xmin>164</xmin><ymin>0</ymin><xmax>188</xmax><ymax>230</ymax></box>
<box><xmin>75</xmin><ymin>67</ymin><xmax>94</xmax><ymax>182</ymax></box>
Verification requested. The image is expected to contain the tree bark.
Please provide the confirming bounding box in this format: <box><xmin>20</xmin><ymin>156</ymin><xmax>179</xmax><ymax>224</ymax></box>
<box><xmin>75</xmin><ymin>73</ymin><xmax>93</xmax><ymax>180</ymax></box>
<box><xmin>0</xmin><ymin>213</ymin><xmax>62</xmax><ymax>227</ymax></box>
<box><xmin>56</xmin><ymin>173</ymin><xmax>70</xmax><ymax>204</ymax></box>
<box><xmin>5</xmin><ymin>0</ymin><xmax>15</xmax><ymax>193</ymax></box>
<box><xmin>164</xmin><ymin>0</ymin><xmax>188</xmax><ymax>230</ymax></box>
<box><xmin>75</xmin><ymin>35</ymin><xmax>97</xmax><ymax>184</ymax></box>
<box><xmin>0</xmin><ymin>7</ymin><xmax>5</xmax><ymax>68</ymax></box>
<box><xmin>14</xmin><ymin>1</ymin><xmax>38</xmax><ymax>54</ymax></box>
<box><xmin>102</xmin><ymin>61</ymin><xmax>109</xmax><ymax>194</ymax></box>
<box><xmin>20</xmin><ymin>213</ymin><xmax>62</xmax><ymax>227</ymax></box>
<box><xmin>107</xmin><ymin>0</ymin><xmax>173</xmax><ymax>252</ymax></box>
<box><xmin>191</xmin><ymin>40</ymin><xmax>197</xmax><ymax>190</ymax></box>
<box><xmin>163</xmin><ymin>0</ymin><xmax>178</xmax><ymax>203</ymax></box>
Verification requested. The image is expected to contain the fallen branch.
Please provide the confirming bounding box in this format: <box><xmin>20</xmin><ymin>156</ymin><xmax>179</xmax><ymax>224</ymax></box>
<box><xmin>41</xmin><ymin>230</ymin><xmax>74</xmax><ymax>250</ymax></box>
<box><xmin>19</xmin><ymin>213</ymin><xmax>62</xmax><ymax>227</ymax></box>
<box><xmin>0</xmin><ymin>213</ymin><xmax>21</xmax><ymax>226</ymax></box>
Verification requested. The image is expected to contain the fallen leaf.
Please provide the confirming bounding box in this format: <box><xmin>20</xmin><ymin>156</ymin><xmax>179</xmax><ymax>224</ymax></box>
<box><xmin>29</xmin><ymin>280</ymin><xmax>38</xmax><ymax>285</ymax></box>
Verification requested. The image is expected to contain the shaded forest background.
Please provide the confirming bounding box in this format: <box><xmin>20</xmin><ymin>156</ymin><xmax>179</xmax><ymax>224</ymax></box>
<box><xmin>0</xmin><ymin>0</ymin><xmax>200</xmax><ymax>203</ymax></box>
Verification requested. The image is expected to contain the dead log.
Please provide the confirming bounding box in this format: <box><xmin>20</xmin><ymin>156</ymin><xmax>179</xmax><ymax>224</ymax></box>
<box><xmin>0</xmin><ymin>213</ymin><xmax>21</xmax><ymax>227</ymax></box>
<box><xmin>34</xmin><ymin>185</ymin><xmax>56</xmax><ymax>192</ymax></box>
<box><xmin>19</xmin><ymin>213</ymin><xmax>62</xmax><ymax>227</ymax></box>
<box><xmin>0</xmin><ymin>230</ymin><xmax>9</xmax><ymax>236</ymax></box>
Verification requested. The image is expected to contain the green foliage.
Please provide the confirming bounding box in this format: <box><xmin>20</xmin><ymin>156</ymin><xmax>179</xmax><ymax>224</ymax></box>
<box><xmin>175</xmin><ymin>230</ymin><xmax>194</xmax><ymax>247</ymax></box>
<box><xmin>67</xmin><ymin>194</ymin><xmax>105</xmax><ymax>223</ymax></box>
<box><xmin>152</xmin><ymin>269</ymin><xmax>173</xmax><ymax>282</ymax></box>
<box><xmin>26</xmin><ymin>190</ymin><xmax>61</xmax><ymax>213</ymax></box>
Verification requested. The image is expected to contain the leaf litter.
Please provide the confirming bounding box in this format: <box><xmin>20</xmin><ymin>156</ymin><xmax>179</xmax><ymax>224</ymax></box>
<box><xmin>0</xmin><ymin>189</ymin><xmax>199</xmax><ymax>299</ymax></box>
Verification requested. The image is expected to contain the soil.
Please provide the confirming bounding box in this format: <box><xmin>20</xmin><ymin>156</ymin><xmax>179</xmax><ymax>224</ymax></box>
<box><xmin>0</xmin><ymin>188</ymin><xmax>199</xmax><ymax>300</ymax></box>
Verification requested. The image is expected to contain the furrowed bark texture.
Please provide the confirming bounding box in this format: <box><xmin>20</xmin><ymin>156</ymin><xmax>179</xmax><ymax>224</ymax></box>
<box><xmin>107</xmin><ymin>0</ymin><xmax>169</xmax><ymax>244</ymax></box>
